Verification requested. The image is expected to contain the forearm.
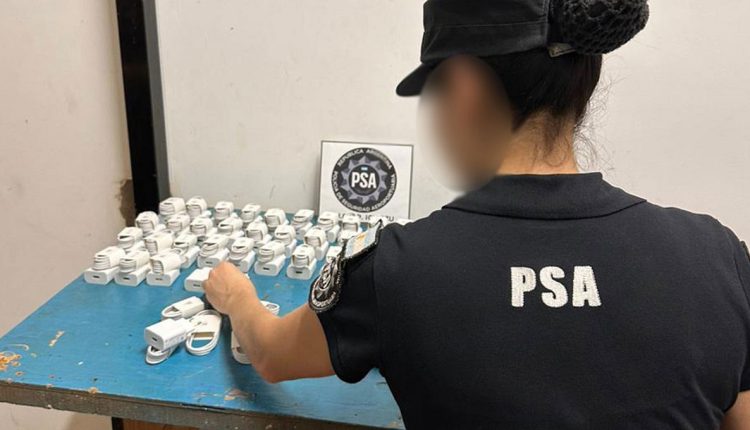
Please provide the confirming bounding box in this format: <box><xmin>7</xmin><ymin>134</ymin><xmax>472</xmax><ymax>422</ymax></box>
<box><xmin>227</xmin><ymin>293</ymin><xmax>278</xmax><ymax>372</ymax></box>
<box><xmin>722</xmin><ymin>391</ymin><xmax>750</xmax><ymax>430</ymax></box>
<box><xmin>229</xmin><ymin>300</ymin><xmax>334</xmax><ymax>383</ymax></box>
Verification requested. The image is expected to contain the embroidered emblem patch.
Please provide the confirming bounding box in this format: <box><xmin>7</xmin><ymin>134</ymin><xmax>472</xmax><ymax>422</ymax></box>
<box><xmin>308</xmin><ymin>221</ymin><xmax>383</xmax><ymax>313</ymax></box>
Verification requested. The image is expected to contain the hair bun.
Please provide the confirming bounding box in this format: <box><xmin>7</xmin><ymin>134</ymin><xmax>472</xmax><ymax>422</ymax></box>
<box><xmin>552</xmin><ymin>0</ymin><xmax>650</xmax><ymax>55</ymax></box>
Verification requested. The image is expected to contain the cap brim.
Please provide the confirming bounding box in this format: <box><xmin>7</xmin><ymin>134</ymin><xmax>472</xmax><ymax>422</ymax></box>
<box><xmin>396</xmin><ymin>63</ymin><xmax>435</xmax><ymax>97</ymax></box>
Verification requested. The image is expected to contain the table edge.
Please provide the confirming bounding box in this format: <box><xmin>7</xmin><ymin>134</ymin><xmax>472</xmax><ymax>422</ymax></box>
<box><xmin>0</xmin><ymin>380</ymin><xmax>389</xmax><ymax>429</ymax></box>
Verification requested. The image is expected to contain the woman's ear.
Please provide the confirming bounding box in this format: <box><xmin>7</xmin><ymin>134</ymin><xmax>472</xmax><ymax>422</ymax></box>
<box><xmin>442</xmin><ymin>56</ymin><xmax>510</xmax><ymax>133</ymax></box>
<box><xmin>442</xmin><ymin>56</ymin><xmax>487</xmax><ymax>126</ymax></box>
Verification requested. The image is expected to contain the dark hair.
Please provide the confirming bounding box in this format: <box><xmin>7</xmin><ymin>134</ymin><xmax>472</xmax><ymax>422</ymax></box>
<box><xmin>481</xmin><ymin>50</ymin><xmax>603</xmax><ymax>144</ymax></box>
<box><xmin>476</xmin><ymin>0</ymin><xmax>650</xmax><ymax>148</ymax></box>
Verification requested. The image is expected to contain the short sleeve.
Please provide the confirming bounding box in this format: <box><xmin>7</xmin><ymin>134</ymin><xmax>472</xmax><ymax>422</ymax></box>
<box><xmin>314</xmin><ymin>250</ymin><xmax>380</xmax><ymax>383</ymax></box>
<box><xmin>725</xmin><ymin>228</ymin><xmax>750</xmax><ymax>391</ymax></box>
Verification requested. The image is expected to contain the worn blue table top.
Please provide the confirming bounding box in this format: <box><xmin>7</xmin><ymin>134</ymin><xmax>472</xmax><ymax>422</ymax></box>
<box><xmin>0</xmin><ymin>259</ymin><xmax>403</xmax><ymax>428</ymax></box>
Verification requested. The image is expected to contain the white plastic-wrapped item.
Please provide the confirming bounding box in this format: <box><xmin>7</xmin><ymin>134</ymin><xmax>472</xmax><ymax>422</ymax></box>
<box><xmin>287</xmin><ymin>244</ymin><xmax>317</xmax><ymax>280</ymax></box>
<box><xmin>218</xmin><ymin>215</ymin><xmax>244</xmax><ymax>244</ymax></box>
<box><xmin>144</xmin><ymin>317</ymin><xmax>194</xmax><ymax>351</ymax></box>
<box><xmin>186</xmin><ymin>196</ymin><xmax>210</xmax><ymax>219</ymax></box>
<box><xmin>240</xmin><ymin>204</ymin><xmax>262</xmax><ymax>225</ymax></box>
<box><xmin>228</xmin><ymin>237</ymin><xmax>256</xmax><ymax>272</ymax></box>
<box><xmin>254</xmin><ymin>240</ymin><xmax>286</xmax><ymax>276</ymax></box>
<box><xmin>146</xmin><ymin>250</ymin><xmax>182</xmax><ymax>287</ymax></box>
<box><xmin>273</xmin><ymin>225</ymin><xmax>298</xmax><ymax>257</ymax></box>
<box><xmin>316</xmin><ymin>211</ymin><xmax>341</xmax><ymax>243</ymax></box>
<box><xmin>115</xmin><ymin>249</ymin><xmax>151</xmax><ymax>287</ymax></box>
<box><xmin>291</xmin><ymin>209</ymin><xmax>315</xmax><ymax>240</ymax></box>
<box><xmin>190</xmin><ymin>216</ymin><xmax>216</xmax><ymax>240</ymax></box>
<box><xmin>117</xmin><ymin>227</ymin><xmax>144</xmax><ymax>250</ymax></box>
<box><xmin>197</xmin><ymin>234</ymin><xmax>230</xmax><ymax>268</ymax></box>
<box><xmin>144</xmin><ymin>231</ymin><xmax>174</xmax><ymax>256</ymax></box>
<box><xmin>184</xmin><ymin>267</ymin><xmax>211</xmax><ymax>293</ymax></box>
<box><xmin>304</xmin><ymin>226</ymin><xmax>330</xmax><ymax>260</ymax></box>
<box><xmin>245</xmin><ymin>220</ymin><xmax>271</xmax><ymax>250</ymax></box>
<box><xmin>166</xmin><ymin>213</ymin><xmax>191</xmax><ymax>234</ymax></box>
<box><xmin>159</xmin><ymin>197</ymin><xmax>186</xmax><ymax>218</ymax></box>
<box><xmin>136</xmin><ymin>211</ymin><xmax>165</xmax><ymax>236</ymax></box>
<box><xmin>173</xmin><ymin>232</ymin><xmax>200</xmax><ymax>268</ymax></box>
<box><xmin>213</xmin><ymin>201</ymin><xmax>235</xmax><ymax>222</ymax></box>
<box><xmin>161</xmin><ymin>296</ymin><xmax>205</xmax><ymax>320</ymax></box>
<box><xmin>264</xmin><ymin>208</ymin><xmax>288</xmax><ymax>231</ymax></box>
<box><xmin>84</xmin><ymin>246</ymin><xmax>126</xmax><ymax>285</ymax></box>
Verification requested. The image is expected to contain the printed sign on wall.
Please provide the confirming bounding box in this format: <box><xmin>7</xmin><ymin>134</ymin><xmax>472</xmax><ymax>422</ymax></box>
<box><xmin>319</xmin><ymin>141</ymin><xmax>413</xmax><ymax>220</ymax></box>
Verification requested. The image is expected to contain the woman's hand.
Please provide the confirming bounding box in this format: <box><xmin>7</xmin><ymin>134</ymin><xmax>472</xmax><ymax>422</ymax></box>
<box><xmin>203</xmin><ymin>262</ymin><xmax>257</xmax><ymax>316</ymax></box>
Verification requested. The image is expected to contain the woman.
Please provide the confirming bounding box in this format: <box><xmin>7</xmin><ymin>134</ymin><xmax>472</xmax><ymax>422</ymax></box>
<box><xmin>205</xmin><ymin>0</ymin><xmax>750</xmax><ymax>428</ymax></box>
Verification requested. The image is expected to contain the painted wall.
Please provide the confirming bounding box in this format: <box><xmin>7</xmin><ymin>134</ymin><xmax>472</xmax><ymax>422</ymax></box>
<box><xmin>0</xmin><ymin>0</ymin><xmax>131</xmax><ymax>429</ymax></box>
<box><xmin>155</xmin><ymin>0</ymin><xmax>453</xmax><ymax>220</ymax></box>
<box><xmin>156</xmin><ymin>0</ymin><xmax>750</xmax><ymax>239</ymax></box>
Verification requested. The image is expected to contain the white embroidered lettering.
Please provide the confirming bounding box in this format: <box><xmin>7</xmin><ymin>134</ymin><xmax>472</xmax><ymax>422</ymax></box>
<box><xmin>510</xmin><ymin>266</ymin><xmax>601</xmax><ymax>308</ymax></box>
<box><xmin>511</xmin><ymin>267</ymin><xmax>536</xmax><ymax>308</ymax></box>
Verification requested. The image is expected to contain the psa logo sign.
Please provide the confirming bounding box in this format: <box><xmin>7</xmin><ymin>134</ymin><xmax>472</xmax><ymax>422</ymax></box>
<box><xmin>331</xmin><ymin>147</ymin><xmax>397</xmax><ymax>213</ymax></box>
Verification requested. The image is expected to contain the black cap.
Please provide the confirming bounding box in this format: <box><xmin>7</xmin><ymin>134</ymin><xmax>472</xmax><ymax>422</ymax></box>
<box><xmin>397</xmin><ymin>0</ymin><xmax>649</xmax><ymax>97</ymax></box>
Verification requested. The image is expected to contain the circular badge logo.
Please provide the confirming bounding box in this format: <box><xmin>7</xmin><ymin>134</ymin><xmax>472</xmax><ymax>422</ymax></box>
<box><xmin>331</xmin><ymin>147</ymin><xmax>397</xmax><ymax>213</ymax></box>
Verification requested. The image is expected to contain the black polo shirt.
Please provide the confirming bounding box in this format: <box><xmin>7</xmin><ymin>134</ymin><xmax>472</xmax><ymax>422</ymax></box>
<box><xmin>314</xmin><ymin>173</ymin><xmax>750</xmax><ymax>429</ymax></box>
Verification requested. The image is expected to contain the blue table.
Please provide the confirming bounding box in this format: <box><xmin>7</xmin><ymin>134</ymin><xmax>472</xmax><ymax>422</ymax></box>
<box><xmin>0</xmin><ymin>260</ymin><xmax>403</xmax><ymax>429</ymax></box>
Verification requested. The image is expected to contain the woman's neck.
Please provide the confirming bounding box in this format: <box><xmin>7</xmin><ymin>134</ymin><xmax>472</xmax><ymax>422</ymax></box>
<box><xmin>494</xmin><ymin>117</ymin><xmax>579</xmax><ymax>176</ymax></box>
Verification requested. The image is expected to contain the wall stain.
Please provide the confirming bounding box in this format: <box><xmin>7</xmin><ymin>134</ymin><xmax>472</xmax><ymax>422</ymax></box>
<box><xmin>117</xmin><ymin>179</ymin><xmax>135</xmax><ymax>224</ymax></box>
<box><xmin>64</xmin><ymin>90</ymin><xmax>79</xmax><ymax>114</ymax></box>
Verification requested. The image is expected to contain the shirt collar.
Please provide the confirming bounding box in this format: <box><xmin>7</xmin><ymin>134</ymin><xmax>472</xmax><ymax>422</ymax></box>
<box><xmin>444</xmin><ymin>173</ymin><xmax>646</xmax><ymax>220</ymax></box>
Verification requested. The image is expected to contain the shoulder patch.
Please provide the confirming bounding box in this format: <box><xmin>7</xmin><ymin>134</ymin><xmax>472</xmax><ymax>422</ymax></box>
<box><xmin>309</xmin><ymin>252</ymin><xmax>343</xmax><ymax>313</ymax></box>
<box><xmin>344</xmin><ymin>222</ymin><xmax>382</xmax><ymax>260</ymax></box>
<box><xmin>308</xmin><ymin>222</ymin><xmax>383</xmax><ymax>313</ymax></box>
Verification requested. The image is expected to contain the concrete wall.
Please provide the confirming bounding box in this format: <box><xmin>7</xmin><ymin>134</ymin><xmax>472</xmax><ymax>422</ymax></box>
<box><xmin>0</xmin><ymin>0</ymin><xmax>131</xmax><ymax>429</ymax></box>
<box><xmin>155</xmin><ymin>0</ymin><xmax>750</xmax><ymax>239</ymax></box>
